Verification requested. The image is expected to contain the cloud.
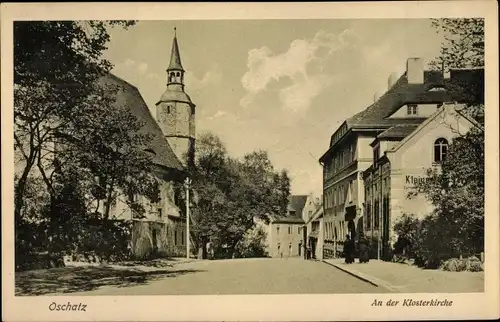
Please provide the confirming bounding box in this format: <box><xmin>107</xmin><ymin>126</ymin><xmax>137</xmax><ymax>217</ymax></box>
<box><xmin>278</xmin><ymin>74</ymin><xmax>333</xmax><ymax>114</ymax></box>
<box><xmin>206</xmin><ymin>110</ymin><xmax>228</xmax><ymax>120</ymax></box>
<box><xmin>185</xmin><ymin>65</ymin><xmax>223</xmax><ymax>91</ymax></box>
<box><xmin>240</xmin><ymin>29</ymin><xmax>356</xmax><ymax>113</ymax></box>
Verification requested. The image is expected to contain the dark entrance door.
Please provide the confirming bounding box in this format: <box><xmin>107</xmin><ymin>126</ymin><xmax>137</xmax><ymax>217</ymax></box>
<box><xmin>310</xmin><ymin>238</ymin><xmax>317</xmax><ymax>259</ymax></box>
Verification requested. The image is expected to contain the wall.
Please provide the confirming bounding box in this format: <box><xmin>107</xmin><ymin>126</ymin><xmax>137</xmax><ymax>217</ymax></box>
<box><xmin>388</xmin><ymin>105</ymin><xmax>475</xmax><ymax>229</ymax></box>
<box><xmin>268</xmin><ymin>222</ymin><xmax>304</xmax><ymax>258</ymax></box>
<box><xmin>130</xmin><ymin>219</ymin><xmax>186</xmax><ymax>259</ymax></box>
<box><xmin>157</xmin><ymin>99</ymin><xmax>195</xmax><ymax>166</ymax></box>
<box><xmin>301</xmin><ymin>195</ymin><xmax>317</xmax><ymax>223</ymax></box>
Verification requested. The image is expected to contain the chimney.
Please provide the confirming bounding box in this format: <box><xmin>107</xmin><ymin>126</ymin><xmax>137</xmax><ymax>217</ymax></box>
<box><xmin>407</xmin><ymin>57</ymin><xmax>424</xmax><ymax>84</ymax></box>
<box><xmin>373</xmin><ymin>91</ymin><xmax>381</xmax><ymax>102</ymax></box>
<box><xmin>388</xmin><ymin>72</ymin><xmax>398</xmax><ymax>90</ymax></box>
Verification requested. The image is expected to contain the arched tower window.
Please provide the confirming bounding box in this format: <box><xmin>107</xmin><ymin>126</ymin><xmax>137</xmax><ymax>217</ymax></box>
<box><xmin>434</xmin><ymin>138</ymin><xmax>449</xmax><ymax>163</ymax></box>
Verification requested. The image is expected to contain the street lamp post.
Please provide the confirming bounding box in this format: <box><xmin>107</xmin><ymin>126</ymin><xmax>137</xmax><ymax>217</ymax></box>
<box><xmin>185</xmin><ymin>177</ymin><xmax>191</xmax><ymax>259</ymax></box>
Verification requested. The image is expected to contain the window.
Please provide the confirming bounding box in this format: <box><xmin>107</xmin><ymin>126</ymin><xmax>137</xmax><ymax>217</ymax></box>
<box><xmin>374</xmin><ymin>200</ymin><xmax>380</xmax><ymax>229</ymax></box>
<box><xmin>298</xmin><ymin>227</ymin><xmax>301</xmax><ymax>234</ymax></box>
<box><xmin>308</xmin><ymin>210</ymin><xmax>312</xmax><ymax>218</ymax></box>
<box><xmin>174</xmin><ymin>231</ymin><xmax>178</xmax><ymax>245</ymax></box>
<box><xmin>288</xmin><ymin>226</ymin><xmax>291</xmax><ymax>234</ymax></box>
<box><xmin>158</xmin><ymin>208</ymin><xmax>163</xmax><ymax>219</ymax></box>
<box><xmin>276</xmin><ymin>226</ymin><xmax>280</xmax><ymax>235</ymax></box>
<box><xmin>167</xmin><ymin>105</ymin><xmax>171</xmax><ymax>114</ymax></box>
<box><xmin>407</xmin><ymin>104</ymin><xmax>418</xmax><ymax>115</ymax></box>
<box><xmin>373</xmin><ymin>146</ymin><xmax>380</xmax><ymax>166</ymax></box>
<box><xmin>366</xmin><ymin>202</ymin><xmax>372</xmax><ymax>230</ymax></box>
<box><xmin>434</xmin><ymin>138</ymin><xmax>449</xmax><ymax>163</ymax></box>
<box><xmin>181</xmin><ymin>231</ymin><xmax>184</xmax><ymax>245</ymax></box>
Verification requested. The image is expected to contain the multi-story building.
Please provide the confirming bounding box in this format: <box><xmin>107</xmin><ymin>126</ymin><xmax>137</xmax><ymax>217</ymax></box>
<box><xmin>258</xmin><ymin>195</ymin><xmax>316</xmax><ymax>258</ymax></box>
<box><xmin>319</xmin><ymin>57</ymin><xmax>483</xmax><ymax>259</ymax></box>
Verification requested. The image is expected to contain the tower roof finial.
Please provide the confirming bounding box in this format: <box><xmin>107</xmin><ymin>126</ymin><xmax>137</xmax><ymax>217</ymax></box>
<box><xmin>168</xmin><ymin>27</ymin><xmax>184</xmax><ymax>71</ymax></box>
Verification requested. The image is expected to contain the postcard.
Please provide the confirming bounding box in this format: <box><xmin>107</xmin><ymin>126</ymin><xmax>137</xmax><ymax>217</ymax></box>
<box><xmin>1</xmin><ymin>1</ymin><xmax>498</xmax><ymax>321</ymax></box>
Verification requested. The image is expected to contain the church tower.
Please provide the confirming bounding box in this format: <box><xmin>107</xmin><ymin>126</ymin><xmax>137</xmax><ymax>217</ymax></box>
<box><xmin>156</xmin><ymin>29</ymin><xmax>196</xmax><ymax>168</ymax></box>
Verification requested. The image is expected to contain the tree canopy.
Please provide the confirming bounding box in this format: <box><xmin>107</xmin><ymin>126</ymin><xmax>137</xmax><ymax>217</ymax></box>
<box><xmin>190</xmin><ymin>132</ymin><xmax>291</xmax><ymax>258</ymax></box>
<box><xmin>14</xmin><ymin>21</ymin><xmax>165</xmax><ymax>263</ymax></box>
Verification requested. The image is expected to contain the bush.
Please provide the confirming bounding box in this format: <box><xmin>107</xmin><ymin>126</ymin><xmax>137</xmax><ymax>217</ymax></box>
<box><xmin>235</xmin><ymin>225</ymin><xmax>268</xmax><ymax>258</ymax></box>
<box><xmin>393</xmin><ymin>213</ymin><xmax>422</xmax><ymax>259</ymax></box>
<box><xmin>440</xmin><ymin>256</ymin><xmax>483</xmax><ymax>272</ymax></box>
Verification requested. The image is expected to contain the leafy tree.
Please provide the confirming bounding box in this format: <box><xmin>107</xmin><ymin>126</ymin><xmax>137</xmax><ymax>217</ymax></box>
<box><xmin>413</xmin><ymin>127</ymin><xmax>484</xmax><ymax>256</ymax></box>
<box><xmin>430</xmin><ymin>18</ymin><xmax>484</xmax><ymax>70</ymax></box>
<box><xmin>14</xmin><ymin>21</ymin><xmax>135</xmax><ymax>222</ymax></box>
<box><xmin>13</xmin><ymin>21</ymin><xmax>168</xmax><ymax>262</ymax></box>
<box><xmin>430</xmin><ymin>18</ymin><xmax>484</xmax><ymax>123</ymax></box>
<box><xmin>190</xmin><ymin>132</ymin><xmax>291</xmax><ymax>259</ymax></box>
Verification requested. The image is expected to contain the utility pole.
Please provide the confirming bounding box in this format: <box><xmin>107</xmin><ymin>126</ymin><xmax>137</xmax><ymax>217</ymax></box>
<box><xmin>185</xmin><ymin>177</ymin><xmax>191</xmax><ymax>259</ymax></box>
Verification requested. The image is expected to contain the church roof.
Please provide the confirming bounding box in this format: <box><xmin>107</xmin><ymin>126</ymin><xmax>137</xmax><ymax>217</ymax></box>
<box><xmin>99</xmin><ymin>73</ymin><xmax>184</xmax><ymax>172</ymax></box>
<box><xmin>157</xmin><ymin>85</ymin><xmax>194</xmax><ymax>105</ymax></box>
<box><xmin>168</xmin><ymin>36</ymin><xmax>184</xmax><ymax>71</ymax></box>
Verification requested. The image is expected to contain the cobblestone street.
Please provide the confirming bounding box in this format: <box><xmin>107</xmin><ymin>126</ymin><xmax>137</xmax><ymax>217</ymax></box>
<box><xmin>16</xmin><ymin>258</ymin><xmax>386</xmax><ymax>295</ymax></box>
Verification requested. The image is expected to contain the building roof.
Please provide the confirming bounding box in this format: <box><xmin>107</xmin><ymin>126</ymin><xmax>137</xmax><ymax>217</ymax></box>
<box><xmin>100</xmin><ymin>74</ymin><xmax>184</xmax><ymax>172</ymax></box>
<box><xmin>321</xmin><ymin>68</ymin><xmax>484</xmax><ymax>161</ymax></box>
<box><xmin>272</xmin><ymin>216</ymin><xmax>305</xmax><ymax>224</ymax></box>
<box><xmin>269</xmin><ymin>195</ymin><xmax>308</xmax><ymax>224</ymax></box>
<box><xmin>157</xmin><ymin>85</ymin><xmax>194</xmax><ymax>106</ymax></box>
<box><xmin>377</xmin><ymin>124</ymin><xmax>420</xmax><ymax>139</ymax></box>
<box><xmin>168</xmin><ymin>35</ymin><xmax>184</xmax><ymax>71</ymax></box>
<box><xmin>288</xmin><ymin>195</ymin><xmax>308</xmax><ymax>215</ymax></box>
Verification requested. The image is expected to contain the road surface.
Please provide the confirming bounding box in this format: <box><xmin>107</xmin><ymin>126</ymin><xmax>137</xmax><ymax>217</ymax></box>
<box><xmin>55</xmin><ymin>257</ymin><xmax>387</xmax><ymax>295</ymax></box>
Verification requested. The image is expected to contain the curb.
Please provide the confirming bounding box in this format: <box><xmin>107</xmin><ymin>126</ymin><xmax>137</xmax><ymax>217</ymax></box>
<box><xmin>322</xmin><ymin>260</ymin><xmax>399</xmax><ymax>292</ymax></box>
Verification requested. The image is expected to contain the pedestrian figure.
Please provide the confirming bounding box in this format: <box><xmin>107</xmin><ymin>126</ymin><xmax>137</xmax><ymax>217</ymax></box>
<box><xmin>344</xmin><ymin>234</ymin><xmax>355</xmax><ymax>264</ymax></box>
<box><xmin>358</xmin><ymin>233</ymin><xmax>370</xmax><ymax>263</ymax></box>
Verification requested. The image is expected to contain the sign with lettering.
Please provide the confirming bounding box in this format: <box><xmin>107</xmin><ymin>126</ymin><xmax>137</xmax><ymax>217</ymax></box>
<box><xmin>405</xmin><ymin>175</ymin><xmax>430</xmax><ymax>186</ymax></box>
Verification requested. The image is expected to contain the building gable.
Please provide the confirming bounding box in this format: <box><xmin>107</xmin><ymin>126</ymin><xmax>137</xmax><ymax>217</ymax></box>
<box><xmin>387</xmin><ymin>104</ymin><xmax>479</xmax><ymax>169</ymax></box>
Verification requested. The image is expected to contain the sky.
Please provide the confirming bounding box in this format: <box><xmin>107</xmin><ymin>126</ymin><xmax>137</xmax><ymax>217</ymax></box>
<box><xmin>103</xmin><ymin>19</ymin><xmax>445</xmax><ymax>197</ymax></box>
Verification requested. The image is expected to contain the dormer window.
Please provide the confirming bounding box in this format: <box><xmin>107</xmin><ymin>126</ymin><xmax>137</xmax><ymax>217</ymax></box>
<box><xmin>407</xmin><ymin>104</ymin><xmax>418</xmax><ymax>116</ymax></box>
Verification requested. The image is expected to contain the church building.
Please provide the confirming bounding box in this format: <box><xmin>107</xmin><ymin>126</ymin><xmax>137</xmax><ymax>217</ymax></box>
<box><xmin>100</xmin><ymin>30</ymin><xmax>196</xmax><ymax>259</ymax></box>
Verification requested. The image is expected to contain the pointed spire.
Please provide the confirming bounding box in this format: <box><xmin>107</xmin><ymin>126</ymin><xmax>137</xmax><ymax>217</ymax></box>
<box><xmin>168</xmin><ymin>27</ymin><xmax>184</xmax><ymax>71</ymax></box>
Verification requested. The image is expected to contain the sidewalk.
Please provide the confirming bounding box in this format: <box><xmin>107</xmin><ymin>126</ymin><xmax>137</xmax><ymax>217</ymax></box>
<box><xmin>323</xmin><ymin>258</ymin><xmax>484</xmax><ymax>293</ymax></box>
